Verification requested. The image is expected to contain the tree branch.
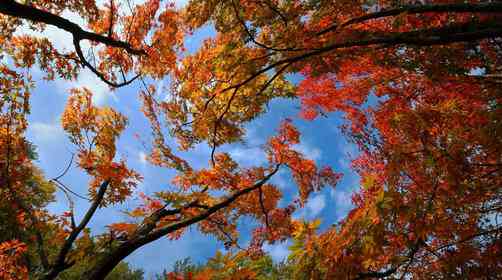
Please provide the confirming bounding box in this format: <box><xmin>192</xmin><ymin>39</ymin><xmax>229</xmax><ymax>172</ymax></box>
<box><xmin>230</xmin><ymin>0</ymin><xmax>302</xmax><ymax>52</ymax></box>
<box><xmin>85</xmin><ymin>165</ymin><xmax>280</xmax><ymax>279</ymax></box>
<box><xmin>73</xmin><ymin>36</ymin><xmax>141</xmax><ymax>87</ymax></box>
<box><xmin>355</xmin><ymin>267</ymin><xmax>398</xmax><ymax>279</ymax></box>
<box><xmin>258</xmin><ymin>186</ymin><xmax>270</xmax><ymax>229</ymax></box>
<box><xmin>426</xmin><ymin>227</ymin><xmax>502</xmax><ymax>255</ymax></box>
<box><xmin>44</xmin><ymin>180</ymin><xmax>110</xmax><ymax>280</ymax></box>
<box><xmin>131</xmin><ymin>200</ymin><xmax>207</xmax><ymax>238</ymax></box>
<box><xmin>141</xmin><ymin>165</ymin><xmax>280</xmax><ymax>243</ymax></box>
<box><xmin>317</xmin><ymin>2</ymin><xmax>502</xmax><ymax>36</ymax></box>
<box><xmin>0</xmin><ymin>0</ymin><xmax>144</xmax><ymax>55</ymax></box>
<box><xmin>223</xmin><ymin>20</ymin><xmax>502</xmax><ymax>94</ymax></box>
<box><xmin>0</xmin><ymin>0</ymin><xmax>144</xmax><ymax>87</ymax></box>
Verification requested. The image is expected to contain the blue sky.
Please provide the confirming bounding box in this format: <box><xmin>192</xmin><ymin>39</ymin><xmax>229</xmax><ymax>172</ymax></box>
<box><xmin>20</xmin><ymin>1</ymin><xmax>361</xmax><ymax>276</ymax></box>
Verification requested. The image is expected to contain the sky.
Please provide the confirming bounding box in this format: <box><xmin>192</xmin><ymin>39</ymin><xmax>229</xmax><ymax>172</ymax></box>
<box><xmin>19</xmin><ymin>0</ymin><xmax>361</xmax><ymax>277</ymax></box>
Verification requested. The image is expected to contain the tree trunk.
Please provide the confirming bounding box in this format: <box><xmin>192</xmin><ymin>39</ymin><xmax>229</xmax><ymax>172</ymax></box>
<box><xmin>83</xmin><ymin>241</ymin><xmax>141</xmax><ymax>280</ymax></box>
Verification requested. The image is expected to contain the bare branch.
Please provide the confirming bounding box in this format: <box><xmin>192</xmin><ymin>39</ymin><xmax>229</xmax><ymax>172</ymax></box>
<box><xmin>107</xmin><ymin>0</ymin><xmax>115</xmax><ymax>38</ymax></box>
<box><xmin>73</xmin><ymin>37</ymin><xmax>141</xmax><ymax>87</ymax></box>
<box><xmin>424</xmin><ymin>227</ymin><xmax>502</xmax><ymax>255</ymax></box>
<box><xmin>52</xmin><ymin>154</ymin><xmax>74</xmax><ymax>181</ymax></box>
<box><xmin>52</xmin><ymin>179</ymin><xmax>89</xmax><ymax>201</ymax></box>
<box><xmin>258</xmin><ymin>186</ymin><xmax>270</xmax><ymax>229</ymax></box>
<box><xmin>231</xmin><ymin>0</ymin><xmax>303</xmax><ymax>52</ymax></box>
<box><xmin>209</xmin><ymin>218</ymin><xmax>243</xmax><ymax>250</ymax></box>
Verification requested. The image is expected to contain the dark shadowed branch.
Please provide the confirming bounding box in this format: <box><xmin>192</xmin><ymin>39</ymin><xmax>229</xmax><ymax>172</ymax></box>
<box><xmin>84</xmin><ymin>165</ymin><xmax>280</xmax><ymax>279</ymax></box>
<box><xmin>44</xmin><ymin>180</ymin><xmax>110</xmax><ymax>280</ymax></box>
<box><xmin>0</xmin><ymin>0</ymin><xmax>144</xmax><ymax>87</ymax></box>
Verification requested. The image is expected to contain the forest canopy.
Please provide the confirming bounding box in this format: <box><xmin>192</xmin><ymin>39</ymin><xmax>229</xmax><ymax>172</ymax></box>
<box><xmin>0</xmin><ymin>0</ymin><xmax>501</xmax><ymax>279</ymax></box>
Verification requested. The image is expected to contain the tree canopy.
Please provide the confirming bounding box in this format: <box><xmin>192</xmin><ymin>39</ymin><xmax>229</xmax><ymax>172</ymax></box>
<box><xmin>0</xmin><ymin>0</ymin><xmax>501</xmax><ymax>279</ymax></box>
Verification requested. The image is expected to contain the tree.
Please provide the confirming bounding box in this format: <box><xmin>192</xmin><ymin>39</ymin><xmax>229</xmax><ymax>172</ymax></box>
<box><xmin>60</xmin><ymin>261</ymin><xmax>144</xmax><ymax>280</ymax></box>
<box><xmin>165</xmin><ymin>252</ymin><xmax>294</xmax><ymax>280</ymax></box>
<box><xmin>0</xmin><ymin>0</ymin><xmax>501</xmax><ymax>279</ymax></box>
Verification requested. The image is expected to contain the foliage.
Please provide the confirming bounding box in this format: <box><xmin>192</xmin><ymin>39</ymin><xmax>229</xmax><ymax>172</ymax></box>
<box><xmin>59</xmin><ymin>261</ymin><xmax>144</xmax><ymax>280</ymax></box>
<box><xmin>0</xmin><ymin>0</ymin><xmax>500</xmax><ymax>279</ymax></box>
<box><xmin>165</xmin><ymin>253</ymin><xmax>293</xmax><ymax>280</ymax></box>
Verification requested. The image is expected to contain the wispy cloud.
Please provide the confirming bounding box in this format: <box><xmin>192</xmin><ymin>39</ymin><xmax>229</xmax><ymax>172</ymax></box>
<box><xmin>330</xmin><ymin>189</ymin><xmax>355</xmax><ymax>222</ymax></box>
<box><xmin>228</xmin><ymin>146</ymin><xmax>266</xmax><ymax>166</ymax></box>
<box><xmin>337</xmin><ymin>141</ymin><xmax>358</xmax><ymax>170</ymax></box>
<box><xmin>55</xmin><ymin>69</ymin><xmax>114</xmax><ymax>106</ymax></box>
<box><xmin>293</xmin><ymin>142</ymin><xmax>322</xmax><ymax>161</ymax></box>
<box><xmin>263</xmin><ymin>241</ymin><xmax>290</xmax><ymax>262</ymax></box>
<box><xmin>305</xmin><ymin>194</ymin><xmax>326</xmax><ymax>218</ymax></box>
<box><xmin>270</xmin><ymin>169</ymin><xmax>288</xmax><ymax>190</ymax></box>
<box><xmin>174</xmin><ymin>0</ymin><xmax>190</xmax><ymax>9</ymax></box>
<box><xmin>138</xmin><ymin>150</ymin><xmax>148</xmax><ymax>165</ymax></box>
<box><xmin>30</xmin><ymin>121</ymin><xmax>64</xmax><ymax>143</ymax></box>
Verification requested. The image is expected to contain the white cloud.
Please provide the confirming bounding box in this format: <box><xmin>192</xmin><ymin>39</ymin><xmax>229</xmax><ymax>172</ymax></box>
<box><xmin>138</xmin><ymin>150</ymin><xmax>148</xmax><ymax>165</ymax></box>
<box><xmin>243</xmin><ymin>125</ymin><xmax>264</xmax><ymax>146</ymax></box>
<box><xmin>330</xmin><ymin>189</ymin><xmax>355</xmax><ymax>221</ymax></box>
<box><xmin>40</xmin><ymin>25</ymin><xmax>75</xmax><ymax>51</ymax></box>
<box><xmin>337</xmin><ymin>141</ymin><xmax>359</xmax><ymax>170</ymax></box>
<box><xmin>293</xmin><ymin>142</ymin><xmax>322</xmax><ymax>161</ymax></box>
<box><xmin>174</xmin><ymin>0</ymin><xmax>190</xmax><ymax>9</ymax></box>
<box><xmin>55</xmin><ymin>68</ymin><xmax>113</xmax><ymax>106</ymax></box>
<box><xmin>263</xmin><ymin>241</ymin><xmax>290</xmax><ymax>262</ymax></box>
<box><xmin>270</xmin><ymin>169</ymin><xmax>288</xmax><ymax>189</ymax></box>
<box><xmin>15</xmin><ymin>10</ymin><xmax>83</xmax><ymax>51</ymax></box>
<box><xmin>228</xmin><ymin>146</ymin><xmax>266</xmax><ymax>166</ymax></box>
<box><xmin>30</xmin><ymin>121</ymin><xmax>64</xmax><ymax>143</ymax></box>
<box><xmin>305</xmin><ymin>194</ymin><xmax>326</xmax><ymax>218</ymax></box>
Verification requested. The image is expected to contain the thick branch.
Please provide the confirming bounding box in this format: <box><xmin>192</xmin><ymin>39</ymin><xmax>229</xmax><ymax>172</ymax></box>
<box><xmin>318</xmin><ymin>2</ymin><xmax>502</xmax><ymax>35</ymax></box>
<box><xmin>0</xmin><ymin>0</ymin><xmax>144</xmax><ymax>55</ymax></box>
<box><xmin>44</xmin><ymin>180</ymin><xmax>110</xmax><ymax>280</ymax></box>
<box><xmin>0</xmin><ymin>0</ymin><xmax>144</xmax><ymax>87</ymax></box>
<box><xmin>224</xmin><ymin>21</ymin><xmax>502</xmax><ymax>94</ymax></box>
<box><xmin>258</xmin><ymin>186</ymin><xmax>270</xmax><ymax>228</ymax></box>
<box><xmin>85</xmin><ymin>165</ymin><xmax>280</xmax><ymax>280</ymax></box>
<box><xmin>131</xmin><ymin>200</ymin><xmax>206</xmax><ymax>238</ymax></box>
<box><xmin>141</xmin><ymin>165</ymin><xmax>280</xmax><ymax>243</ymax></box>
<box><xmin>355</xmin><ymin>267</ymin><xmax>398</xmax><ymax>279</ymax></box>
